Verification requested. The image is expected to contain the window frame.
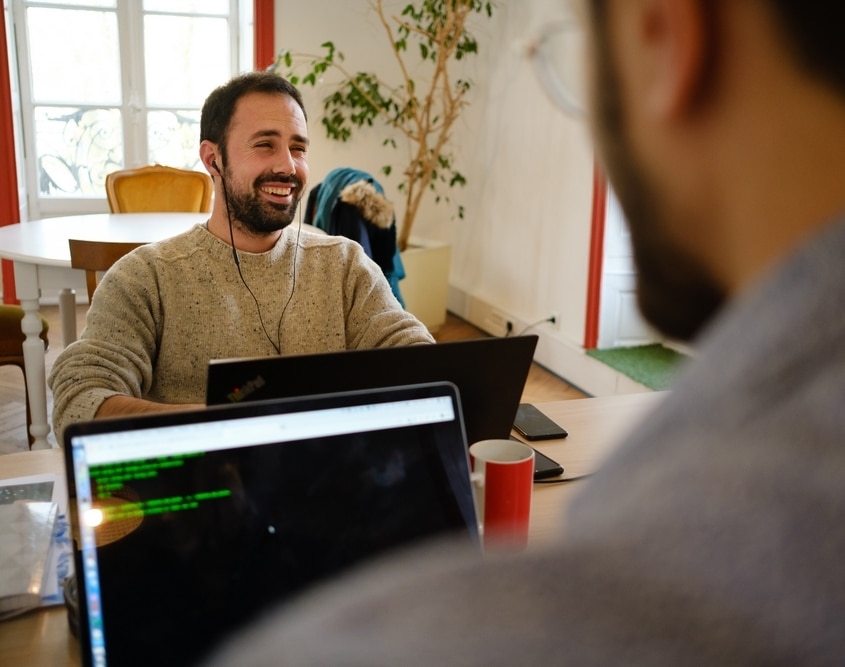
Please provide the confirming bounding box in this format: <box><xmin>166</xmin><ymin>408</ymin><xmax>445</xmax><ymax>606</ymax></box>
<box><xmin>9</xmin><ymin>0</ymin><xmax>251</xmax><ymax>218</ymax></box>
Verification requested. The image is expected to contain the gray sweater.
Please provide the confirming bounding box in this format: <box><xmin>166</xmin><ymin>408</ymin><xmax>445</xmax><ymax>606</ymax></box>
<box><xmin>205</xmin><ymin>215</ymin><xmax>845</xmax><ymax>666</ymax></box>
<box><xmin>49</xmin><ymin>224</ymin><xmax>433</xmax><ymax>441</ymax></box>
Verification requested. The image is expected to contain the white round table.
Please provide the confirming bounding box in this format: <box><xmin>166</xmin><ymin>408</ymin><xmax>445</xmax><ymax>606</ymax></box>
<box><xmin>0</xmin><ymin>213</ymin><xmax>207</xmax><ymax>449</ymax></box>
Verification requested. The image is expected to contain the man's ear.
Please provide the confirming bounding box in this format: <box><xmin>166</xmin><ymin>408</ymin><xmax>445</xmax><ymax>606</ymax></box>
<box><xmin>639</xmin><ymin>0</ymin><xmax>712</xmax><ymax>118</ymax></box>
<box><xmin>199</xmin><ymin>141</ymin><xmax>220</xmax><ymax>178</ymax></box>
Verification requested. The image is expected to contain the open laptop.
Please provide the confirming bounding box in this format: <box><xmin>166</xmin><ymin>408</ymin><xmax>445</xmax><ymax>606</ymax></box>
<box><xmin>64</xmin><ymin>382</ymin><xmax>477</xmax><ymax>667</ymax></box>
<box><xmin>206</xmin><ymin>335</ymin><xmax>539</xmax><ymax>447</ymax></box>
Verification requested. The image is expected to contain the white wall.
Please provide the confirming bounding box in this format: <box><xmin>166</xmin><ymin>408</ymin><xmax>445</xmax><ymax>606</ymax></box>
<box><xmin>275</xmin><ymin>0</ymin><xmax>648</xmax><ymax>395</ymax></box>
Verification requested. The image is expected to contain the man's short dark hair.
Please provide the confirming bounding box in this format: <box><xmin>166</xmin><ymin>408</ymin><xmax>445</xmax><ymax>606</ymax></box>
<box><xmin>200</xmin><ymin>71</ymin><xmax>307</xmax><ymax>158</ymax></box>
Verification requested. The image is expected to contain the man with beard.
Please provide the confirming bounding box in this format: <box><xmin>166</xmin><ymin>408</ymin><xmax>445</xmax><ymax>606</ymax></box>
<box><xmin>49</xmin><ymin>72</ymin><xmax>433</xmax><ymax>441</ymax></box>
<box><xmin>204</xmin><ymin>1</ymin><xmax>845</xmax><ymax>665</ymax></box>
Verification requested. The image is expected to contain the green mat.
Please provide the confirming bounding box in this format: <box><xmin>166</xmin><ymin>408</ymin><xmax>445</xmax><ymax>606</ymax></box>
<box><xmin>586</xmin><ymin>344</ymin><xmax>689</xmax><ymax>390</ymax></box>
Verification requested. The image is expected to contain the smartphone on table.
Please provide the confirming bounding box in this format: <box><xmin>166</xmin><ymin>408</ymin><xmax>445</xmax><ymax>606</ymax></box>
<box><xmin>513</xmin><ymin>403</ymin><xmax>569</xmax><ymax>441</ymax></box>
<box><xmin>508</xmin><ymin>433</ymin><xmax>565</xmax><ymax>480</ymax></box>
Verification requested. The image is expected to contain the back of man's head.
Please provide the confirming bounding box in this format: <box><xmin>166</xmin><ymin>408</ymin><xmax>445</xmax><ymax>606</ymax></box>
<box><xmin>583</xmin><ymin>0</ymin><xmax>845</xmax><ymax>341</ymax></box>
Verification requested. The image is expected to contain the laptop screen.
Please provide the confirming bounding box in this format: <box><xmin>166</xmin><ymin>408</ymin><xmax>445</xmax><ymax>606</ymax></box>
<box><xmin>65</xmin><ymin>382</ymin><xmax>477</xmax><ymax>667</ymax></box>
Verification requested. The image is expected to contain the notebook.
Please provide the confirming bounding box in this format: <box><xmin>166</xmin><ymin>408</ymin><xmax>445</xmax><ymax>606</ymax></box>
<box><xmin>206</xmin><ymin>335</ymin><xmax>539</xmax><ymax>447</ymax></box>
<box><xmin>64</xmin><ymin>382</ymin><xmax>477</xmax><ymax>667</ymax></box>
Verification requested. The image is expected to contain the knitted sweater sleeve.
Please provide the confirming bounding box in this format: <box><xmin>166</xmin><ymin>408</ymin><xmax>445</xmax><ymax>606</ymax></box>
<box><xmin>329</xmin><ymin>239</ymin><xmax>432</xmax><ymax>350</ymax></box>
<box><xmin>48</xmin><ymin>249</ymin><xmax>164</xmax><ymax>442</ymax></box>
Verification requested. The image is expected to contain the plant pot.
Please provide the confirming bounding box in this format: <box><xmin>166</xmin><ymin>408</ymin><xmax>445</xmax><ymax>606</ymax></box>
<box><xmin>400</xmin><ymin>238</ymin><xmax>452</xmax><ymax>333</ymax></box>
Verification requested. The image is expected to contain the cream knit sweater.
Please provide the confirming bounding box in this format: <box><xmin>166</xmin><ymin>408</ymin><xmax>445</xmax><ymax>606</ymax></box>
<box><xmin>49</xmin><ymin>224</ymin><xmax>433</xmax><ymax>441</ymax></box>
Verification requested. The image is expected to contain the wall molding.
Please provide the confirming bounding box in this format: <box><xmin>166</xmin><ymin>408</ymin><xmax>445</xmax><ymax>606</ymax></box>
<box><xmin>447</xmin><ymin>285</ymin><xmax>652</xmax><ymax>398</ymax></box>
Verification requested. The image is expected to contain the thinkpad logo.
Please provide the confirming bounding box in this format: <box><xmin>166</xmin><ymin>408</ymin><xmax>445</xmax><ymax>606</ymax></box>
<box><xmin>227</xmin><ymin>375</ymin><xmax>267</xmax><ymax>402</ymax></box>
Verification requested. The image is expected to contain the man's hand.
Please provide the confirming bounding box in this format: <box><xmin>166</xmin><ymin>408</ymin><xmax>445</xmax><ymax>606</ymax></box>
<box><xmin>96</xmin><ymin>395</ymin><xmax>205</xmax><ymax>419</ymax></box>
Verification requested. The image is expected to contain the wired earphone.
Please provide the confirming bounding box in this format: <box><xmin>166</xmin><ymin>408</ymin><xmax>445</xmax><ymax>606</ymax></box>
<box><xmin>213</xmin><ymin>158</ymin><xmax>302</xmax><ymax>355</ymax></box>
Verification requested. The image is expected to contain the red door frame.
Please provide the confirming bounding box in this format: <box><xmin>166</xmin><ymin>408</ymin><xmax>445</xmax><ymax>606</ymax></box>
<box><xmin>583</xmin><ymin>162</ymin><xmax>607</xmax><ymax>349</ymax></box>
<box><xmin>254</xmin><ymin>0</ymin><xmax>275</xmax><ymax>70</ymax></box>
<box><xmin>0</xmin><ymin>8</ymin><xmax>20</xmax><ymax>303</ymax></box>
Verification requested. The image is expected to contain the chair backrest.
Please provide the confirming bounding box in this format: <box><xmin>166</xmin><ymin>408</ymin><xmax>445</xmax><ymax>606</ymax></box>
<box><xmin>105</xmin><ymin>164</ymin><xmax>212</xmax><ymax>213</ymax></box>
<box><xmin>69</xmin><ymin>239</ymin><xmax>148</xmax><ymax>303</ymax></box>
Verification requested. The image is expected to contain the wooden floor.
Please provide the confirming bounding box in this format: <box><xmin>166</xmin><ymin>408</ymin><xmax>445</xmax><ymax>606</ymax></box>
<box><xmin>0</xmin><ymin>307</ymin><xmax>586</xmax><ymax>455</ymax></box>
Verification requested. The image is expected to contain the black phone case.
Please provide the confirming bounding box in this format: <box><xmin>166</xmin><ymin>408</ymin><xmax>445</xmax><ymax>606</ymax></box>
<box><xmin>532</xmin><ymin>447</ymin><xmax>564</xmax><ymax>479</ymax></box>
<box><xmin>509</xmin><ymin>435</ymin><xmax>564</xmax><ymax>479</ymax></box>
<box><xmin>513</xmin><ymin>403</ymin><xmax>569</xmax><ymax>441</ymax></box>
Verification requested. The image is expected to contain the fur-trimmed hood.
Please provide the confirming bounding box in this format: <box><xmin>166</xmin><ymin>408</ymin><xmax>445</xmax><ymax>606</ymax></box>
<box><xmin>304</xmin><ymin>166</ymin><xmax>405</xmax><ymax>305</ymax></box>
<box><xmin>339</xmin><ymin>180</ymin><xmax>394</xmax><ymax>229</ymax></box>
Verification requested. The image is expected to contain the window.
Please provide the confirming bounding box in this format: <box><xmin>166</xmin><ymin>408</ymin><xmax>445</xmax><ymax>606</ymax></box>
<box><xmin>11</xmin><ymin>0</ymin><xmax>251</xmax><ymax>217</ymax></box>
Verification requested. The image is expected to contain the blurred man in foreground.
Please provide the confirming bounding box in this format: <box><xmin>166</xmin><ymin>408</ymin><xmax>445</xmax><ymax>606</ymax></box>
<box><xmin>207</xmin><ymin>2</ymin><xmax>845</xmax><ymax>664</ymax></box>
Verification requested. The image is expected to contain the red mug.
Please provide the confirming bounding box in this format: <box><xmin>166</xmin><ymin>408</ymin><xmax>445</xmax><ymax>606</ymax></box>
<box><xmin>469</xmin><ymin>439</ymin><xmax>534</xmax><ymax>550</ymax></box>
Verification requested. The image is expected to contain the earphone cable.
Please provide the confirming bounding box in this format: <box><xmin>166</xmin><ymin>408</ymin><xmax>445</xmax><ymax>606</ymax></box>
<box><xmin>274</xmin><ymin>209</ymin><xmax>301</xmax><ymax>345</ymax></box>
<box><xmin>220</xmin><ymin>171</ymin><xmax>285</xmax><ymax>355</ymax></box>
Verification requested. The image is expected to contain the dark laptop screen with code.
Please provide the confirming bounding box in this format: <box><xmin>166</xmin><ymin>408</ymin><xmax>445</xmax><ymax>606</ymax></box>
<box><xmin>65</xmin><ymin>382</ymin><xmax>476</xmax><ymax>667</ymax></box>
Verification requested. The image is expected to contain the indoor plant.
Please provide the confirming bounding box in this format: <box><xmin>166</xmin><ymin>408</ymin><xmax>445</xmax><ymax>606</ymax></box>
<box><xmin>273</xmin><ymin>0</ymin><xmax>494</xmax><ymax>252</ymax></box>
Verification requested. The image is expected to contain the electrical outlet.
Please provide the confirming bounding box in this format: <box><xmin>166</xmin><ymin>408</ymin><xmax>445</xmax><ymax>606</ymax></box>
<box><xmin>549</xmin><ymin>312</ymin><xmax>560</xmax><ymax>330</ymax></box>
<box><xmin>485</xmin><ymin>309</ymin><xmax>511</xmax><ymax>337</ymax></box>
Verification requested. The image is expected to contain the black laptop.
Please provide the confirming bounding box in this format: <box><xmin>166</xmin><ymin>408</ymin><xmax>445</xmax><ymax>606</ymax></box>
<box><xmin>64</xmin><ymin>382</ymin><xmax>477</xmax><ymax>667</ymax></box>
<box><xmin>206</xmin><ymin>335</ymin><xmax>539</xmax><ymax>446</ymax></box>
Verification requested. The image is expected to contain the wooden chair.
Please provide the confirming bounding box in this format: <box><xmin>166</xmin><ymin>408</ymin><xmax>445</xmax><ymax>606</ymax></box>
<box><xmin>68</xmin><ymin>239</ymin><xmax>148</xmax><ymax>303</ymax></box>
<box><xmin>105</xmin><ymin>164</ymin><xmax>212</xmax><ymax>213</ymax></box>
<box><xmin>0</xmin><ymin>305</ymin><xmax>49</xmax><ymax>447</ymax></box>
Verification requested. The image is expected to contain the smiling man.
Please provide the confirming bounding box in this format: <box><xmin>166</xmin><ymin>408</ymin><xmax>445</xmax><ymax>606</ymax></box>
<box><xmin>201</xmin><ymin>78</ymin><xmax>310</xmax><ymax>248</ymax></box>
<box><xmin>49</xmin><ymin>72</ymin><xmax>433</xmax><ymax>441</ymax></box>
<box><xmin>205</xmin><ymin>1</ymin><xmax>845</xmax><ymax>665</ymax></box>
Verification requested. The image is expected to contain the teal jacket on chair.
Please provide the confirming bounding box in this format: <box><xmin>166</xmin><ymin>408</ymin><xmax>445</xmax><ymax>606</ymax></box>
<box><xmin>305</xmin><ymin>167</ymin><xmax>406</xmax><ymax>307</ymax></box>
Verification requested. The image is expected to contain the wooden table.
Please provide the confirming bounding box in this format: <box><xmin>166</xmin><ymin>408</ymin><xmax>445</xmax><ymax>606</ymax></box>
<box><xmin>0</xmin><ymin>391</ymin><xmax>665</xmax><ymax>666</ymax></box>
<box><xmin>526</xmin><ymin>391</ymin><xmax>666</xmax><ymax>544</ymax></box>
<box><xmin>0</xmin><ymin>213</ymin><xmax>206</xmax><ymax>449</ymax></box>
